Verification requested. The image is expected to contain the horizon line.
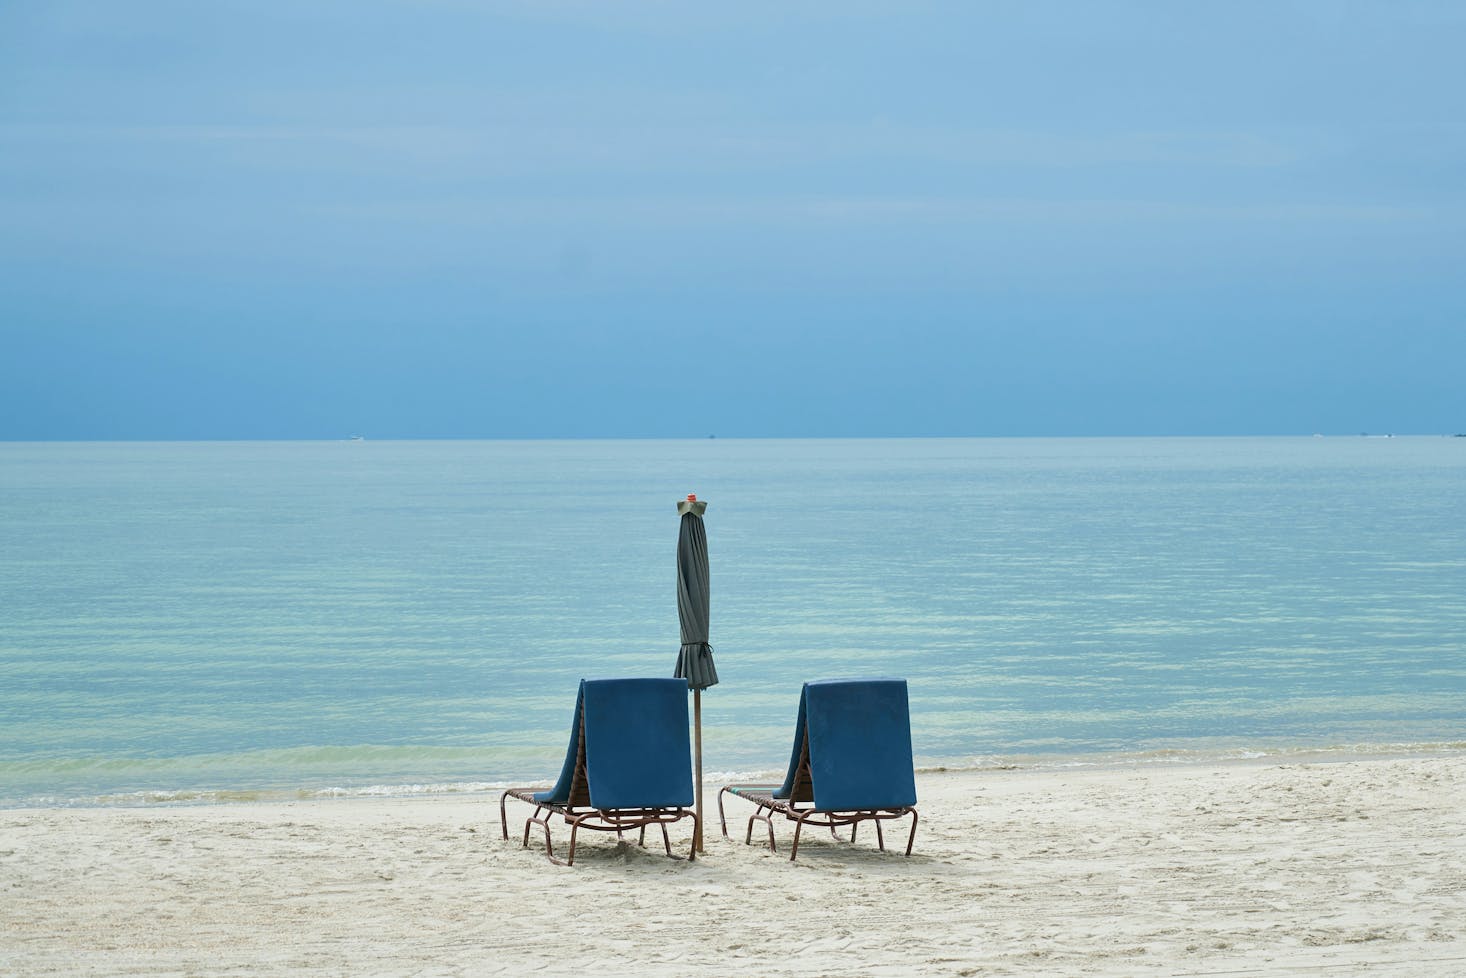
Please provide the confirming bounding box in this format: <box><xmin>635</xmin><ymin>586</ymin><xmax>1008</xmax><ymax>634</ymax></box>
<box><xmin>3</xmin><ymin>432</ymin><xmax>1461</xmax><ymax>445</ymax></box>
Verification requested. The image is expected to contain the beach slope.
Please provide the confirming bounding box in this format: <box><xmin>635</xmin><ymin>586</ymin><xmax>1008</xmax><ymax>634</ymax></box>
<box><xmin>3</xmin><ymin>755</ymin><xmax>1464</xmax><ymax>976</ymax></box>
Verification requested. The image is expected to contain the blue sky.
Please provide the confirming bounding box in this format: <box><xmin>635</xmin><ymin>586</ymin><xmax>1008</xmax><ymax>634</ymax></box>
<box><xmin>2</xmin><ymin>1</ymin><xmax>1463</xmax><ymax>438</ymax></box>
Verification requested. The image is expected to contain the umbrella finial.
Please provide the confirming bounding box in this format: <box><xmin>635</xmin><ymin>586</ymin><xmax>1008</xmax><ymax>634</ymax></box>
<box><xmin>677</xmin><ymin>494</ymin><xmax>708</xmax><ymax>516</ymax></box>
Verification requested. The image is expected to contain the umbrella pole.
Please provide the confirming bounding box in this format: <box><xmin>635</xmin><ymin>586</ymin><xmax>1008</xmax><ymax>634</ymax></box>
<box><xmin>693</xmin><ymin>687</ymin><xmax>704</xmax><ymax>853</ymax></box>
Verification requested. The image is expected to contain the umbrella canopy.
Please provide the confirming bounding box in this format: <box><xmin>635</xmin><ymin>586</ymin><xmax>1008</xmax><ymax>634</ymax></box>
<box><xmin>674</xmin><ymin>499</ymin><xmax>718</xmax><ymax>690</ymax></box>
<box><xmin>673</xmin><ymin>495</ymin><xmax>714</xmax><ymax>854</ymax></box>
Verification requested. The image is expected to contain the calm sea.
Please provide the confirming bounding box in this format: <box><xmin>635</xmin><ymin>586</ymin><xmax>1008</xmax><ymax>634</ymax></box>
<box><xmin>3</xmin><ymin>437</ymin><xmax>1464</xmax><ymax>807</ymax></box>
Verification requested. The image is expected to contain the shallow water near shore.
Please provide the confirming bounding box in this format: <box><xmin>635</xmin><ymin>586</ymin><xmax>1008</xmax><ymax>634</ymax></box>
<box><xmin>3</xmin><ymin>436</ymin><xmax>1465</xmax><ymax>807</ymax></box>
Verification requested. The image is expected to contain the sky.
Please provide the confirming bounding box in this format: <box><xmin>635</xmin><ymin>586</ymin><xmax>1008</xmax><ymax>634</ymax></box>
<box><xmin>2</xmin><ymin>1</ymin><xmax>1463</xmax><ymax>439</ymax></box>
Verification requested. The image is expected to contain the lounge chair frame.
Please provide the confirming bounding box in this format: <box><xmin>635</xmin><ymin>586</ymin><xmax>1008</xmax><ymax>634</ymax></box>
<box><xmin>500</xmin><ymin>712</ymin><xmax>698</xmax><ymax>866</ymax></box>
<box><xmin>717</xmin><ymin>730</ymin><xmax>918</xmax><ymax>861</ymax></box>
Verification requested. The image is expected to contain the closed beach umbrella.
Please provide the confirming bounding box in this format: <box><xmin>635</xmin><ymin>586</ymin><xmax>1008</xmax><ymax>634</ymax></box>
<box><xmin>673</xmin><ymin>494</ymin><xmax>716</xmax><ymax>851</ymax></box>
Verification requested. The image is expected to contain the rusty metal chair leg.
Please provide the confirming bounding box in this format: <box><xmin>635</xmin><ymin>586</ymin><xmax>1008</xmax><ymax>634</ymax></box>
<box><xmin>717</xmin><ymin>787</ymin><xmax>734</xmax><ymax>839</ymax></box>
<box><xmin>746</xmin><ymin>809</ymin><xmax>776</xmax><ymax>851</ymax></box>
<box><xmin>523</xmin><ymin>803</ymin><xmax>549</xmax><ymax>848</ymax></box>
<box><xmin>904</xmin><ymin>808</ymin><xmax>918</xmax><ymax>856</ymax></box>
<box><xmin>527</xmin><ymin>812</ymin><xmax>557</xmax><ymax>862</ymax></box>
<box><xmin>560</xmin><ymin>813</ymin><xmax>589</xmax><ymax>867</ymax></box>
<box><xmin>875</xmin><ymin>815</ymin><xmax>886</xmax><ymax>851</ymax></box>
<box><xmin>790</xmin><ymin>810</ymin><xmax>811</xmax><ymax>861</ymax></box>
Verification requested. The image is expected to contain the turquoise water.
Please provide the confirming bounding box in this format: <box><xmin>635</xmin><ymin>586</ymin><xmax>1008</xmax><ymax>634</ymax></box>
<box><xmin>3</xmin><ymin>437</ymin><xmax>1465</xmax><ymax>807</ymax></box>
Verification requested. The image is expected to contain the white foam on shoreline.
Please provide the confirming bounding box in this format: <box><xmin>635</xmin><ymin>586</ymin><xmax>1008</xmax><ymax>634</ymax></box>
<box><xmin>9</xmin><ymin>740</ymin><xmax>1465</xmax><ymax>810</ymax></box>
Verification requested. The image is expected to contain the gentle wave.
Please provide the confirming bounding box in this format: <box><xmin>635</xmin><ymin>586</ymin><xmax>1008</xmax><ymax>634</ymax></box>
<box><xmin>8</xmin><ymin>742</ymin><xmax>1465</xmax><ymax>810</ymax></box>
<box><xmin>921</xmin><ymin>740</ymin><xmax>1466</xmax><ymax>775</ymax></box>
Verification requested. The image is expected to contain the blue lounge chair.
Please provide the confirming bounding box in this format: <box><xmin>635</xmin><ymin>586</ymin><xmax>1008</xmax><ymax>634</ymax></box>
<box><xmin>718</xmin><ymin>678</ymin><xmax>919</xmax><ymax>860</ymax></box>
<box><xmin>500</xmin><ymin>678</ymin><xmax>698</xmax><ymax>865</ymax></box>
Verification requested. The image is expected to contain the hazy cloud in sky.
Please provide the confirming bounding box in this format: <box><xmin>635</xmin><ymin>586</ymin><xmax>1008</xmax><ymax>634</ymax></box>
<box><xmin>2</xmin><ymin>1</ymin><xmax>1463</xmax><ymax>438</ymax></box>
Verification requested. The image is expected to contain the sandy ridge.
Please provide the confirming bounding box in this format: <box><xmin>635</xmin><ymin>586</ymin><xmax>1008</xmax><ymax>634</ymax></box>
<box><xmin>3</xmin><ymin>754</ymin><xmax>1464</xmax><ymax>976</ymax></box>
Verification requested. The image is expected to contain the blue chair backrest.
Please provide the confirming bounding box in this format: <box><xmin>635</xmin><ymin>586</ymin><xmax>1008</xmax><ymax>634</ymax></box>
<box><xmin>775</xmin><ymin>679</ymin><xmax>917</xmax><ymax>811</ymax></box>
<box><xmin>533</xmin><ymin>683</ymin><xmax>587</xmax><ymax>805</ymax></box>
<box><xmin>534</xmin><ymin>678</ymin><xmax>693</xmax><ymax>809</ymax></box>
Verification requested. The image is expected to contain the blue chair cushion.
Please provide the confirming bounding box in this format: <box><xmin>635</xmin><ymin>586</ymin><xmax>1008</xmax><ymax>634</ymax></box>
<box><xmin>532</xmin><ymin>683</ymin><xmax>585</xmax><ymax>805</ymax></box>
<box><xmin>582</xmin><ymin>678</ymin><xmax>694</xmax><ymax>809</ymax></box>
<box><xmin>772</xmin><ymin>686</ymin><xmax>810</xmax><ymax>801</ymax></box>
<box><xmin>776</xmin><ymin>679</ymin><xmax>917</xmax><ymax>812</ymax></box>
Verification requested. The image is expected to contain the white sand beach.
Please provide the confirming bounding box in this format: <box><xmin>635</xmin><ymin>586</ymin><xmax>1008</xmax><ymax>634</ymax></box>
<box><xmin>4</xmin><ymin>754</ymin><xmax>1464</xmax><ymax>977</ymax></box>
